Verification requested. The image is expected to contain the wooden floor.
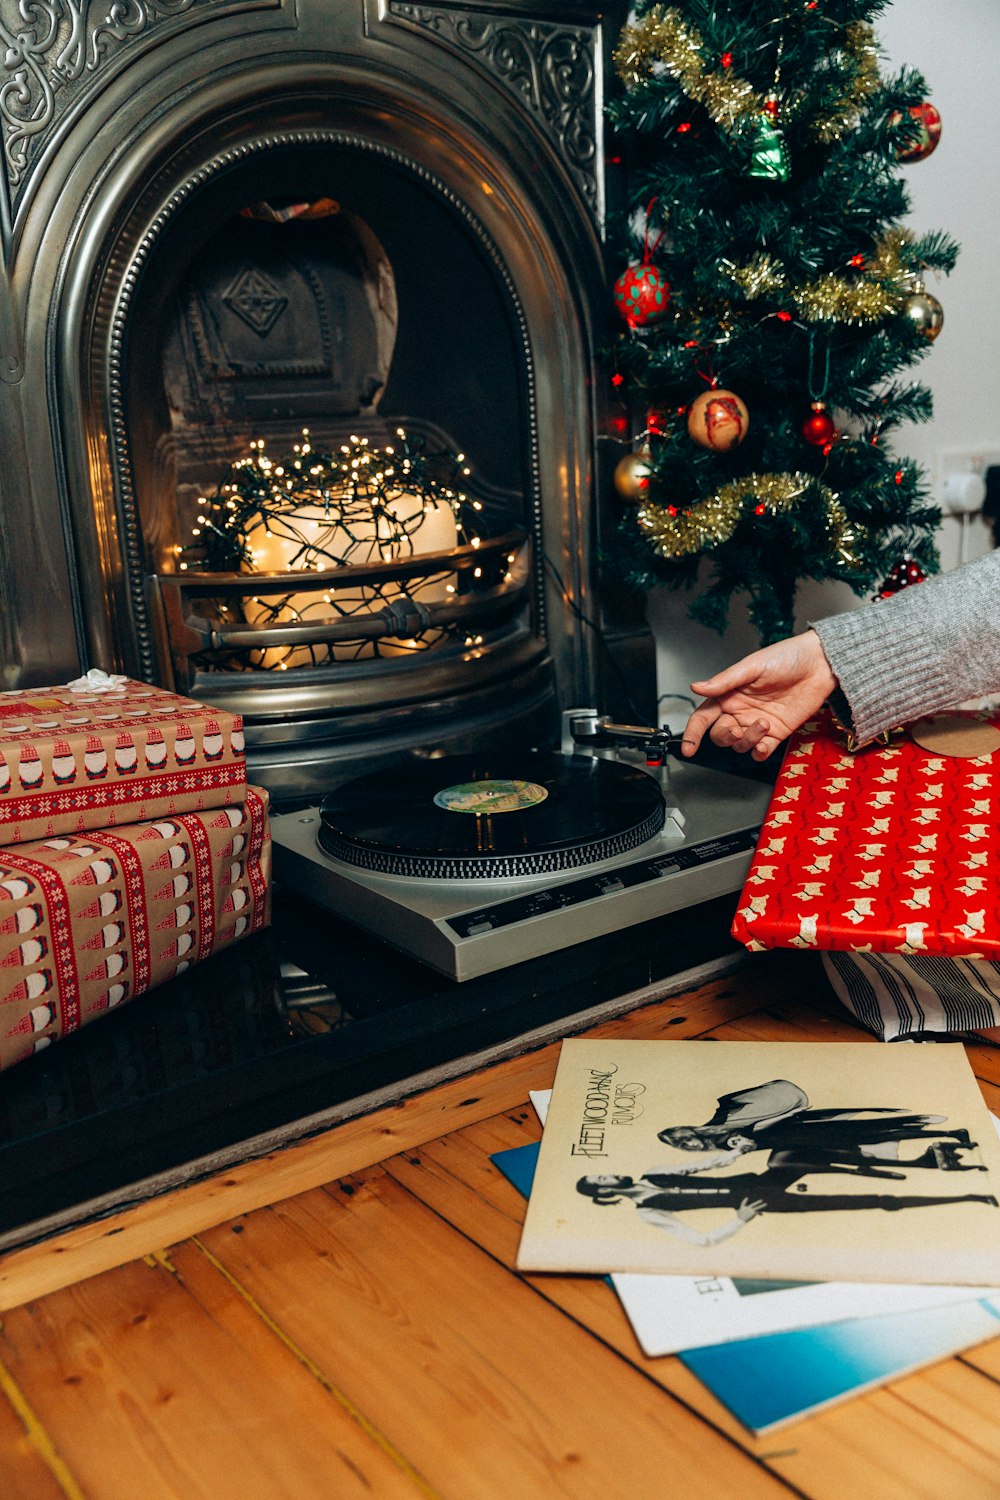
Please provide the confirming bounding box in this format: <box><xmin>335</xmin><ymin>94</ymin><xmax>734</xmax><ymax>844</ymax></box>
<box><xmin>3</xmin><ymin>949</ymin><xmax>1000</xmax><ymax>1500</ymax></box>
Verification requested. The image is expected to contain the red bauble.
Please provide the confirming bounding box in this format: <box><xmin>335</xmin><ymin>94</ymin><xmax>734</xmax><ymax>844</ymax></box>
<box><xmin>892</xmin><ymin>101</ymin><xmax>942</xmax><ymax>162</ymax></box>
<box><xmin>875</xmin><ymin>557</ymin><xmax>927</xmax><ymax>600</ymax></box>
<box><xmin>801</xmin><ymin>402</ymin><xmax>836</xmax><ymax>447</ymax></box>
<box><xmin>613</xmin><ymin>264</ymin><xmax>671</xmax><ymax>328</ymax></box>
<box><xmin>686</xmin><ymin>388</ymin><xmax>749</xmax><ymax>451</ymax></box>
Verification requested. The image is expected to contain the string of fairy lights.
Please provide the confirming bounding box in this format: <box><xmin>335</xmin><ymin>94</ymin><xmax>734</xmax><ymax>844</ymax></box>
<box><xmin>182</xmin><ymin>428</ymin><xmax>481</xmax><ymax>575</ymax></box>
<box><xmin>180</xmin><ymin>429</ymin><xmax>507</xmax><ymax>668</ymax></box>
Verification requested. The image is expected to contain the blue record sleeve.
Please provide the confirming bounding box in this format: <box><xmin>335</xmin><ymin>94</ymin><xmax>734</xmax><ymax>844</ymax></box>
<box><xmin>680</xmin><ymin>1296</ymin><xmax>1000</xmax><ymax>1433</ymax></box>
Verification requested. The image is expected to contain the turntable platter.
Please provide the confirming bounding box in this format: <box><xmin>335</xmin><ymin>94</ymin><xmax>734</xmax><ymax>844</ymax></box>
<box><xmin>317</xmin><ymin>751</ymin><xmax>666</xmax><ymax>879</ymax></box>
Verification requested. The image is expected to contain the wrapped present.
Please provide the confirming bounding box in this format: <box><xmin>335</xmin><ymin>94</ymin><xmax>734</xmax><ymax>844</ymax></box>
<box><xmin>0</xmin><ymin>671</ymin><xmax>245</xmax><ymax>847</ymax></box>
<box><xmin>731</xmin><ymin>709</ymin><xmax>1000</xmax><ymax>960</ymax></box>
<box><xmin>0</xmin><ymin>785</ymin><xmax>270</xmax><ymax>1071</ymax></box>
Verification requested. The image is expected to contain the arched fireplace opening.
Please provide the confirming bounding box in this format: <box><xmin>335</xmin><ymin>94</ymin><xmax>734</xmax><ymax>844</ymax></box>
<box><xmin>120</xmin><ymin>134</ymin><xmax>554</xmax><ymax>796</ymax></box>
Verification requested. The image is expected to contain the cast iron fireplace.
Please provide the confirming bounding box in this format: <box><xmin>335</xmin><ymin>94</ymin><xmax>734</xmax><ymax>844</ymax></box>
<box><xmin>0</xmin><ymin>0</ymin><xmax>647</xmax><ymax>796</ymax></box>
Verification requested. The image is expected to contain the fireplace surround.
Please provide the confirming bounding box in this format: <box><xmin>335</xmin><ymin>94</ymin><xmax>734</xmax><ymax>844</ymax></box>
<box><xmin>0</xmin><ymin>0</ymin><xmax>645</xmax><ymax>795</ymax></box>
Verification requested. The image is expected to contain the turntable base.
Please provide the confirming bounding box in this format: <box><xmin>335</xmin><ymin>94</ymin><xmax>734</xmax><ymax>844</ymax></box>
<box><xmin>271</xmin><ymin>756</ymin><xmax>773</xmax><ymax>980</ymax></box>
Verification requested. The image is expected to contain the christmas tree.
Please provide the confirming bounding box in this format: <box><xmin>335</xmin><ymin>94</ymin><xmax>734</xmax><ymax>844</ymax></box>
<box><xmin>606</xmin><ymin>0</ymin><xmax>956</xmax><ymax>643</ymax></box>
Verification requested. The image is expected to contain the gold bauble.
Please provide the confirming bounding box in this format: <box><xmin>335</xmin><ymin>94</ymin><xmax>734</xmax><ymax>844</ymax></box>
<box><xmin>613</xmin><ymin>449</ymin><xmax>652</xmax><ymax>502</ymax></box>
<box><xmin>902</xmin><ymin>288</ymin><xmax>944</xmax><ymax>341</ymax></box>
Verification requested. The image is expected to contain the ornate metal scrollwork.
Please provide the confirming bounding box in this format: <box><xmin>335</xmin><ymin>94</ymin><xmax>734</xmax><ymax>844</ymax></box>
<box><xmin>0</xmin><ymin>0</ymin><xmax>203</xmax><ymax>197</ymax></box>
<box><xmin>387</xmin><ymin>4</ymin><xmax>600</xmax><ymax>217</ymax></box>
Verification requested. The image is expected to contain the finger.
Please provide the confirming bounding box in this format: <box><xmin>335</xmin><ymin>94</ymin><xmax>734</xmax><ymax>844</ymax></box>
<box><xmin>709</xmin><ymin>717</ymin><xmax>743</xmax><ymax>749</ymax></box>
<box><xmin>751</xmin><ymin>734</ymin><xmax>783</xmax><ymax>762</ymax></box>
<box><xmin>734</xmin><ymin>718</ymin><xmax>770</xmax><ymax>751</ymax></box>
<box><xmin>679</xmin><ymin>701</ymin><xmax>721</xmax><ymax>756</ymax></box>
<box><xmin>690</xmin><ymin>654</ymin><xmax>766</xmax><ymax>699</ymax></box>
<box><xmin>710</xmin><ymin>716</ymin><xmax>765</xmax><ymax>752</ymax></box>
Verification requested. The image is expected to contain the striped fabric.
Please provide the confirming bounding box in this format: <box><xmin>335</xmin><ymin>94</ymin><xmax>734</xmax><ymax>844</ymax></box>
<box><xmin>822</xmin><ymin>951</ymin><xmax>1000</xmax><ymax>1040</ymax></box>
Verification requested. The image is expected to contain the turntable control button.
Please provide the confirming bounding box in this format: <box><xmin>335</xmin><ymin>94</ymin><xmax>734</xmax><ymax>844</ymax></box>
<box><xmin>464</xmin><ymin>916</ymin><xmax>498</xmax><ymax>935</ymax></box>
<box><xmin>597</xmin><ymin>874</ymin><xmax>625</xmax><ymax>893</ymax></box>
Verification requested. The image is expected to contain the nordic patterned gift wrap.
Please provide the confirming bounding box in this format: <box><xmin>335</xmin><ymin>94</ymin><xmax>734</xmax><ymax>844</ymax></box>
<box><xmin>731</xmin><ymin>710</ymin><xmax>1000</xmax><ymax>959</ymax></box>
<box><xmin>0</xmin><ymin>676</ymin><xmax>245</xmax><ymax>848</ymax></box>
<box><xmin>0</xmin><ymin>786</ymin><xmax>270</xmax><ymax>1071</ymax></box>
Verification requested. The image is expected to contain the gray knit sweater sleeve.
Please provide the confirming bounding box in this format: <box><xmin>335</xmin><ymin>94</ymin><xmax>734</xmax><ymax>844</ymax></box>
<box><xmin>809</xmin><ymin>549</ymin><xmax>1000</xmax><ymax>746</ymax></box>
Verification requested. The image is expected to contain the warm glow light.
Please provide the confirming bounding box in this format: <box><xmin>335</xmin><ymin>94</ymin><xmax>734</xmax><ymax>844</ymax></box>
<box><xmin>186</xmin><ymin>425</ymin><xmax>487</xmax><ymax>668</ymax></box>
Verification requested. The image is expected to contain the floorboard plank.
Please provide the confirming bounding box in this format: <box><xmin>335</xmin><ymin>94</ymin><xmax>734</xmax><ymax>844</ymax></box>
<box><xmin>195</xmin><ymin>1172</ymin><xmax>793</xmax><ymax>1500</ymax></box>
<box><xmin>0</xmin><ymin>1253</ymin><xmax>431</xmax><ymax>1500</ymax></box>
<box><xmin>0</xmin><ymin>1358</ymin><xmax>81</xmax><ymax>1500</ymax></box>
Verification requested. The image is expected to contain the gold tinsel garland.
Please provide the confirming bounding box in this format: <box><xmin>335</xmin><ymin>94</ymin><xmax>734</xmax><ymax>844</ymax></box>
<box><xmin>813</xmin><ymin>20</ymin><xmax>880</xmax><ymax>144</ymax></box>
<box><xmin>637</xmin><ymin>472</ymin><xmax>865</xmax><ymax>565</ymax></box>
<box><xmin>720</xmin><ymin>229</ymin><xmax>918</xmax><ymax>323</ymax></box>
<box><xmin>614</xmin><ymin>7</ymin><xmax>879</xmax><ymax>143</ymax></box>
<box><xmin>614</xmin><ymin>6</ymin><xmax>762</xmax><ymax>125</ymax></box>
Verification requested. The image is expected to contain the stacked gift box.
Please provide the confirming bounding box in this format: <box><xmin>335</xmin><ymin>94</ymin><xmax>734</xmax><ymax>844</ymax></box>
<box><xmin>0</xmin><ymin>673</ymin><xmax>271</xmax><ymax>1071</ymax></box>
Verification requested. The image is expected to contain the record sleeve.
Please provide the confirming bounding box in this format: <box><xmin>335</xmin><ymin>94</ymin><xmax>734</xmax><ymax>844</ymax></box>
<box><xmin>496</xmin><ymin>1094</ymin><xmax>1000</xmax><ymax>1357</ymax></box>
<box><xmin>515</xmin><ymin>1039</ymin><xmax>1000</xmax><ymax>1285</ymax></box>
<box><xmin>680</xmin><ymin>1296</ymin><xmax>1000</xmax><ymax>1434</ymax></box>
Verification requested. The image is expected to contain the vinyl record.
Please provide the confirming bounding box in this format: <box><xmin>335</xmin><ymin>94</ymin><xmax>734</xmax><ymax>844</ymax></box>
<box><xmin>317</xmin><ymin>751</ymin><xmax>666</xmax><ymax>879</ymax></box>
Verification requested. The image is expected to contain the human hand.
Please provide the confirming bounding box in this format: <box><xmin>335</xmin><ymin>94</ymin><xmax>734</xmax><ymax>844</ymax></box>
<box><xmin>681</xmin><ymin>629</ymin><xmax>837</xmax><ymax>761</ymax></box>
<box><xmin>737</xmin><ymin>1197</ymin><xmax>767</xmax><ymax>1221</ymax></box>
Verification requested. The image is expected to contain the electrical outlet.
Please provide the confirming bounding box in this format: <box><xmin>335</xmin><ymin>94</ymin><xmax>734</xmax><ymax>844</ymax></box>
<box><xmin>940</xmin><ymin>471</ymin><xmax>986</xmax><ymax>515</ymax></box>
<box><xmin>935</xmin><ymin>448</ymin><xmax>1000</xmax><ymax>515</ymax></box>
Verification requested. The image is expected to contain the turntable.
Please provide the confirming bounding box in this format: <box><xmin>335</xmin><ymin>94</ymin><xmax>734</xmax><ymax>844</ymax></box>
<box><xmin>269</xmin><ymin>710</ymin><xmax>774</xmax><ymax>981</ymax></box>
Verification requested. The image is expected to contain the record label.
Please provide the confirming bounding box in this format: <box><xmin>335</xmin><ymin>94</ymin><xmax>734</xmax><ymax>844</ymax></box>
<box><xmin>433</xmin><ymin>779</ymin><xmax>549</xmax><ymax>815</ymax></box>
<box><xmin>318</xmin><ymin>751</ymin><xmax>667</xmax><ymax>880</ymax></box>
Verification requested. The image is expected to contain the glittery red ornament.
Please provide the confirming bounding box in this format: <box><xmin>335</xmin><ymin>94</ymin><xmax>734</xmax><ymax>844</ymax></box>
<box><xmin>613</xmin><ymin>264</ymin><xmax>671</xmax><ymax>328</ymax></box>
<box><xmin>875</xmin><ymin>556</ymin><xmax>927</xmax><ymax>599</ymax></box>
<box><xmin>801</xmin><ymin>401</ymin><xmax>835</xmax><ymax>447</ymax></box>
<box><xmin>892</xmin><ymin>101</ymin><xmax>942</xmax><ymax>162</ymax></box>
<box><xmin>687</xmin><ymin>388</ymin><xmax>749</xmax><ymax>451</ymax></box>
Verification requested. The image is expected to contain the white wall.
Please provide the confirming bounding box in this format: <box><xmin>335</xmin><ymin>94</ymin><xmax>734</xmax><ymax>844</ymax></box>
<box><xmin>650</xmin><ymin>0</ymin><xmax>1000</xmax><ymax>715</ymax></box>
